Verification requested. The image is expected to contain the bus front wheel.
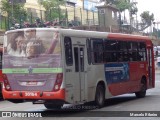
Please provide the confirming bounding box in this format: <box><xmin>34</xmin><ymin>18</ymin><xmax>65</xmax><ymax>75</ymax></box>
<box><xmin>135</xmin><ymin>79</ymin><xmax>146</xmax><ymax>98</ymax></box>
<box><xmin>95</xmin><ymin>84</ymin><xmax>105</xmax><ymax>108</ymax></box>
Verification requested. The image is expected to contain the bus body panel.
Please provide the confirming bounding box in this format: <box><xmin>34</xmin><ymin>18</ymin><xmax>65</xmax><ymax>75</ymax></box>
<box><xmin>86</xmin><ymin>64</ymin><xmax>112</xmax><ymax>101</ymax></box>
<box><xmin>106</xmin><ymin>61</ymin><xmax>148</xmax><ymax>96</ymax></box>
<box><xmin>105</xmin><ymin>33</ymin><xmax>154</xmax><ymax>96</ymax></box>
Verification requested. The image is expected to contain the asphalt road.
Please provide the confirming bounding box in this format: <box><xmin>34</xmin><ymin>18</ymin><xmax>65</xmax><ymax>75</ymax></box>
<box><xmin>0</xmin><ymin>71</ymin><xmax>160</xmax><ymax>120</ymax></box>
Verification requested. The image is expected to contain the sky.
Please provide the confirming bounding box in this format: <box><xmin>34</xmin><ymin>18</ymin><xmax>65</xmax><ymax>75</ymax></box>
<box><xmin>137</xmin><ymin>0</ymin><xmax>160</xmax><ymax>22</ymax></box>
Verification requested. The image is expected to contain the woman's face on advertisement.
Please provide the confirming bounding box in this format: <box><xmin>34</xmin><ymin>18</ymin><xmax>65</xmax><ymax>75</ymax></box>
<box><xmin>26</xmin><ymin>42</ymin><xmax>35</xmax><ymax>57</ymax></box>
<box><xmin>25</xmin><ymin>31</ymin><xmax>36</xmax><ymax>40</ymax></box>
<box><xmin>15</xmin><ymin>36</ymin><xmax>24</xmax><ymax>48</ymax></box>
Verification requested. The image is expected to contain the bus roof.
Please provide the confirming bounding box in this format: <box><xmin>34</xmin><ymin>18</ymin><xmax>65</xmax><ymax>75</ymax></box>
<box><xmin>5</xmin><ymin>28</ymin><xmax>151</xmax><ymax>42</ymax></box>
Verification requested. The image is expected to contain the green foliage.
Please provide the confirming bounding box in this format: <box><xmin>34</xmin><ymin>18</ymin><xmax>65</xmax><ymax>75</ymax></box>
<box><xmin>140</xmin><ymin>11</ymin><xmax>154</xmax><ymax>25</ymax></box>
<box><xmin>130</xmin><ymin>2</ymin><xmax>138</xmax><ymax>15</ymax></box>
<box><xmin>139</xmin><ymin>11</ymin><xmax>154</xmax><ymax>31</ymax></box>
<box><xmin>114</xmin><ymin>0</ymin><xmax>130</xmax><ymax>12</ymax></box>
<box><xmin>38</xmin><ymin>0</ymin><xmax>66</xmax><ymax>21</ymax></box>
<box><xmin>46</xmin><ymin>8</ymin><xmax>66</xmax><ymax>21</ymax></box>
<box><xmin>38</xmin><ymin>0</ymin><xmax>65</xmax><ymax>9</ymax></box>
<box><xmin>0</xmin><ymin>0</ymin><xmax>27</xmax><ymax>22</ymax></box>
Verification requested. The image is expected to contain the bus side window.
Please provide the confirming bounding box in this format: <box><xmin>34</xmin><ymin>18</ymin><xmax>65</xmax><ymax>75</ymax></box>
<box><xmin>128</xmin><ymin>42</ymin><xmax>138</xmax><ymax>61</ymax></box>
<box><xmin>117</xmin><ymin>41</ymin><xmax>128</xmax><ymax>62</ymax></box>
<box><xmin>74</xmin><ymin>47</ymin><xmax>79</xmax><ymax>72</ymax></box>
<box><xmin>91</xmin><ymin>38</ymin><xmax>104</xmax><ymax>64</ymax></box>
<box><xmin>138</xmin><ymin>42</ymin><xmax>146</xmax><ymax>61</ymax></box>
<box><xmin>64</xmin><ymin>37</ymin><xmax>73</xmax><ymax>66</ymax></box>
<box><xmin>86</xmin><ymin>39</ymin><xmax>91</xmax><ymax>65</ymax></box>
<box><xmin>104</xmin><ymin>40</ymin><xmax>118</xmax><ymax>62</ymax></box>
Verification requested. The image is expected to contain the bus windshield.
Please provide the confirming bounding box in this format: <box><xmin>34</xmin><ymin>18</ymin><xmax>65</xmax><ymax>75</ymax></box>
<box><xmin>3</xmin><ymin>29</ymin><xmax>61</xmax><ymax>72</ymax></box>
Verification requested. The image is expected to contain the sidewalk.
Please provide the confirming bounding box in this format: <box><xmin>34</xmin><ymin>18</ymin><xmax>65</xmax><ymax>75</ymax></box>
<box><xmin>155</xmin><ymin>69</ymin><xmax>160</xmax><ymax>73</ymax></box>
<box><xmin>155</xmin><ymin>69</ymin><xmax>160</xmax><ymax>74</ymax></box>
<box><xmin>154</xmin><ymin>60</ymin><xmax>160</xmax><ymax>73</ymax></box>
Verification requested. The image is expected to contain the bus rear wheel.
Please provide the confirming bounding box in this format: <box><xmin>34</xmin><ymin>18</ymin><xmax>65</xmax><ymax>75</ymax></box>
<box><xmin>135</xmin><ymin>79</ymin><xmax>146</xmax><ymax>98</ymax></box>
<box><xmin>95</xmin><ymin>84</ymin><xmax>105</xmax><ymax>108</ymax></box>
<box><xmin>44</xmin><ymin>103</ymin><xmax>62</xmax><ymax>109</ymax></box>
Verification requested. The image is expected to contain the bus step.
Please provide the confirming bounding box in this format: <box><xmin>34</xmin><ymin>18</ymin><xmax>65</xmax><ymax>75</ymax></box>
<box><xmin>33</xmin><ymin>100</ymin><xmax>45</xmax><ymax>104</ymax></box>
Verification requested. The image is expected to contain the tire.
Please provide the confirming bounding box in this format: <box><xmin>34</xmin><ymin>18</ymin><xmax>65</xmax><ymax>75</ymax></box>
<box><xmin>135</xmin><ymin>79</ymin><xmax>146</xmax><ymax>98</ymax></box>
<box><xmin>44</xmin><ymin>103</ymin><xmax>62</xmax><ymax>110</ymax></box>
<box><xmin>95</xmin><ymin>84</ymin><xmax>105</xmax><ymax>108</ymax></box>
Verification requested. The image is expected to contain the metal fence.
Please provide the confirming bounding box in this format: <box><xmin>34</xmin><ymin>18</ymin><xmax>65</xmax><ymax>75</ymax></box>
<box><xmin>0</xmin><ymin>7</ymin><xmax>99</xmax><ymax>30</ymax></box>
<box><xmin>0</xmin><ymin>6</ymin><xmax>155</xmax><ymax>39</ymax></box>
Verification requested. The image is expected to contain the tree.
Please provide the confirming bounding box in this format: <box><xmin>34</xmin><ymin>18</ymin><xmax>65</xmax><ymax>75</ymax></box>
<box><xmin>38</xmin><ymin>0</ymin><xmax>66</xmax><ymax>21</ymax></box>
<box><xmin>114</xmin><ymin>0</ymin><xmax>130</xmax><ymax>12</ymax></box>
<box><xmin>130</xmin><ymin>2</ymin><xmax>138</xmax><ymax>15</ymax></box>
<box><xmin>0</xmin><ymin>0</ymin><xmax>27</xmax><ymax>23</ymax></box>
<box><xmin>100</xmin><ymin>0</ymin><xmax>130</xmax><ymax>11</ymax></box>
<box><xmin>114</xmin><ymin>0</ymin><xmax>131</xmax><ymax>28</ymax></box>
<box><xmin>140</xmin><ymin>11</ymin><xmax>154</xmax><ymax>31</ymax></box>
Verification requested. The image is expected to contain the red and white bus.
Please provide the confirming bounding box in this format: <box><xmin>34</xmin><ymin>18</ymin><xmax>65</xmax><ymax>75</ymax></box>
<box><xmin>2</xmin><ymin>28</ymin><xmax>155</xmax><ymax>109</ymax></box>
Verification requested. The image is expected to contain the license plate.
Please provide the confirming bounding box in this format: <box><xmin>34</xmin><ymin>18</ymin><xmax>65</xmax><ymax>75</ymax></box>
<box><xmin>24</xmin><ymin>92</ymin><xmax>38</xmax><ymax>97</ymax></box>
<box><xmin>26</xmin><ymin>81</ymin><xmax>38</xmax><ymax>86</ymax></box>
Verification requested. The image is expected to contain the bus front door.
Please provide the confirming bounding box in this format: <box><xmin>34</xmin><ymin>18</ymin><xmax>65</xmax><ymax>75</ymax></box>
<box><xmin>73</xmin><ymin>45</ymin><xmax>86</xmax><ymax>103</ymax></box>
<box><xmin>64</xmin><ymin>37</ymin><xmax>86</xmax><ymax>104</ymax></box>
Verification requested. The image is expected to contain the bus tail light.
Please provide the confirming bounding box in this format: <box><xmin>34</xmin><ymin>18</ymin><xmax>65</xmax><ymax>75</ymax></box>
<box><xmin>53</xmin><ymin>73</ymin><xmax>63</xmax><ymax>92</ymax></box>
<box><xmin>3</xmin><ymin>74</ymin><xmax>11</xmax><ymax>91</ymax></box>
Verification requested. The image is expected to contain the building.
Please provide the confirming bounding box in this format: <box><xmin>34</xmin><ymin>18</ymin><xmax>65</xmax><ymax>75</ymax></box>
<box><xmin>24</xmin><ymin>0</ymin><xmax>45</xmax><ymax>20</ymax></box>
<box><xmin>97</xmin><ymin>4</ymin><xmax>119</xmax><ymax>32</ymax></box>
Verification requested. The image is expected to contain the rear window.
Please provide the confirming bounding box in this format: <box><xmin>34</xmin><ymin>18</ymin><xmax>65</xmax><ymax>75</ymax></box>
<box><xmin>3</xmin><ymin>29</ymin><xmax>62</xmax><ymax>70</ymax></box>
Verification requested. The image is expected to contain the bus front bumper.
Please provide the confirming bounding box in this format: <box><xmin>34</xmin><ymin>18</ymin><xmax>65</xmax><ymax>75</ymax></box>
<box><xmin>2</xmin><ymin>88</ymin><xmax>65</xmax><ymax>100</ymax></box>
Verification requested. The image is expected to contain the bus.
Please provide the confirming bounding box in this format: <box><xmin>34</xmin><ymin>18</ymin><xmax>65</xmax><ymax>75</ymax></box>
<box><xmin>2</xmin><ymin>28</ymin><xmax>155</xmax><ymax>109</ymax></box>
<box><xmin>0</xmin><ymin>46</ymin><xmax>3</xmax><ymax>97</ymax></box>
